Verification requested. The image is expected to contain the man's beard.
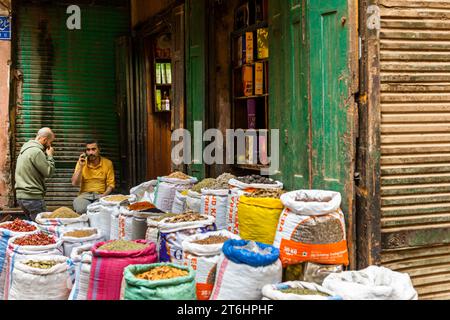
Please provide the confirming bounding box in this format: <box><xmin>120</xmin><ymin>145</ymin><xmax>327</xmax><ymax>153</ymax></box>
<box><xmin>88</xmin><ymin>155</ymin><xmax>98</xmax><ymax>161</ymax></box>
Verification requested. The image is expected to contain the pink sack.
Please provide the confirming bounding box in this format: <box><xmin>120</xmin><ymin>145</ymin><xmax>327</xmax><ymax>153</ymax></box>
<box><xmin>87</xmin><ymin>240</ymin><xmax>157</xmax><ymax>300</ymax></box>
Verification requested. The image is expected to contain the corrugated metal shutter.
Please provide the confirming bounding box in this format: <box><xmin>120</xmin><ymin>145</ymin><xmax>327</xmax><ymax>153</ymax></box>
<box><xmin>379</xmin><ymin>0</ymin><xmax>450</xmax><ymax>299</ymax></box>
<box><xmin>14</xmin><ymin>1</ymin><xmax>129</xmax><ymax>209</ymax></box>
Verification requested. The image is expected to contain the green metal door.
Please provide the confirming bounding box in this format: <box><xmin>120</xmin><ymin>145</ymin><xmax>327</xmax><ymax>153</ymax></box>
<box><xmin>14</xmin><ymin>1</ymin><xmax>130</xmax><ymax>208</ymax></box>
<box><xmin>185</xmin><ymin>0</ymin><xmax>206</xmax><ymax>180</ymax></box>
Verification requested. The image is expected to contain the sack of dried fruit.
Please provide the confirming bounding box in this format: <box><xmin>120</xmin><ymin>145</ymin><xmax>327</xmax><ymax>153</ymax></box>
<box><xmin>130</xmin><ymin>180</ymin><xmax>158</xmax><ymax>203</ymax></box>
<box><xmin>171</xmin><ymin>190</ymin><xmax>189</xmax><ymax>214</ymax></box>
<box><xmin>87</xmin><ymin>202</ymin><xmax>111</xmax><ymax>241</ymax></box>
<box><xmin>158</xmin><ymin>213</ymin><xmax>216</xmax><ymax>265</ymax></box>
<box><xmin>123</xmin><ymin>263</ymin><xmax>196</xmax><ymax>300</ymax></box>
<box><xmin>186</xmin><ymin>190</ymin><xmax>202</xmax><ymax>213</ymax></box>
<box><xmin>36</xmin><ymin>208</ymin><xmax>89</xmax><ymax>238</ymax></box>
<box><xmin>182</xmin><ymin>230</ymin><xmax>241</xmax><ymax>300</ymax></box>
<box><xmin>153</xmin><ymin>172</ymin><xmax>198</xmax><ymax>213</ymax></box>
<box><xmin>226</xmin><ymin>176</ymin><xmax>283</xmax><ymax>235</ymax></box>
<box><xmin>262</xmin><ymin>281</ymin><xmax>342</xmax><ymax>300</ymax></box>
<box><xmin>61</xmin><ymin>228</ymin><xmax>104</xmax><ymax>257</ymax></box>
<box><xmin>210</xmin><ymin>240</ymin><xmax>282</xmax><ymax>300</ymax></box>
<box><xmin>7</xmin><ymin>255</ymin><xmax>75</xmax><ymax>300</ymax></box>
<box><xmin>0</xmin><ymin>219</ymin><xmax>39</xmax><ymax>299</ymax></box>
<box><xmin>3</xmin><ymin>233</ymin><xmax>63</xmax><ymax>299</ymax></box>
<box><xmin>273</xmin><ymin>190</ymin><xmax>349</xmax><ymax>267</ymax></box>
<box><xmin>237</xmin><ymin>192</ymin><xmax>284</xmax><ymax>245</ymax></box>
<box><xmin>87</xmin><ymin>240</ymin><xmax>157</xmax><ymax>300</ymax></box>
<box><xmin>200</xmin><ymin>189</ymin><xmax>229</xmax><ymax>231</ymax></box>
<box><xmin>69</xmin><ymin>244</ymin><xmax>94</xmax><ymax>300</ymax></box>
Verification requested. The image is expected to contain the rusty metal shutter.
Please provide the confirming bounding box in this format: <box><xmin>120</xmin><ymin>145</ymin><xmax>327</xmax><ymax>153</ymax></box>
<box><xmin>14</xmin><ymin>1</ymin><xmax>130</xmax><ymax>209</ymax></box>
<box><xmin>379</xmin><ymin>0</ymin><xmax>450</xmax><ymax>299</ymax></box>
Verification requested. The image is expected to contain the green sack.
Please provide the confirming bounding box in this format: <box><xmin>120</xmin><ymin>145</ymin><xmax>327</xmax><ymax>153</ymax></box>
<box><xmin>123</xmin><ymin>263</ymin><xmax>197</xmax><ymax>300</ymax></box>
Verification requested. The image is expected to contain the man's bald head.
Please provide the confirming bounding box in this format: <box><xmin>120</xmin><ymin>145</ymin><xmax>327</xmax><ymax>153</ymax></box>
<box><xmin>35</xmin><ymin>127</ymin><xmax>55</xmax><ymax>149</ymax></box>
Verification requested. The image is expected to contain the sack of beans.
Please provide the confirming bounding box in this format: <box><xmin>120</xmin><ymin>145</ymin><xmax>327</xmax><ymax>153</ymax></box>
<box><xmin>8</xmin><ymin>255</ymin><xmax>75</xmax><ymax>300</ymax></box>
<box><xmin>273</xmin><ymin>190</ymin><xmax>349</xmax><ymax>267</ymax></box>
<box><xmin>171</xmin><ymin>190</ymin><xmax>189</xmax><ymax>214</ymax></box>
<box><xmin>182</xmin><ymin>230</ymin><xmax>241</xmax><ymax>300</ymax></box>
<box><xmin>36</xmin><ymin>208</ymin><xmax>89</xmax><ymax>237</ymax></box>
<box><xmin>87</xmin><ymin>202</ymin><xmax>111</xmax><ymax>241</ymax></box>
<box><xmin>210</xmin><ymin>240</ymin><xmax>282</xmax><ymax>300</ymax></box>
<box><xmin>0</xmin><ymin>219</ymin><xmax>39</xmax><ymax>299</ymax></box>
<box><xmin>123</xmin><ymin>263</ymin><xmax>196</xmax><ymax>300</ymax></box>
<box><xmin>69</xmin><ymin>244</ymin><xmax>93</xmax><ymax>300</ymax></box>
<box><xmin>186</xmin><ymin>190</ymin><xmax>202</xmax><ymax>213</ymax></box>
<box><xmin>158</xmin><ymin>213</ymin><xmax>216</xmax><ymax>265</ymax></box>
<box><xmin>3</xmin><ymin>232</ymin><xmax>63</xmax><ymax>299</ymax></box>
<box><xmin>153</xmin><ymin>173</ymin><xmax>198</xmax><ymax>213</ymax></box>
<box><xmin>237</xmin><ymin>190</ymin><xmax>285</xmax><ymax>245</ymax></box>
<box><xmin>61</xmin><ymin>228</ymin><xmax>104</xmax><ymax>257</ymax></box>
<box><xmin>200</xmin><ymin>189</ymin><xmax>229</xmax><ymax>230</ymax></box>
<box><xmin>87</xmin><ymin>240</ymin><xmax>157</xmax><ymax>300</ymax></box>
<box><xmin>130</xmin><ymin>180</ymin><xmax>158</xmax><ymax>203</ymax></box>
<box><xmin>226</xmin><ymin>177</ymin><xmax>283</xmax><ymax>235</ymax></box>
<box><xmin>262</xmin><ymin>281</ymin><xmax>342</xmax><ymax>300</ymax></box>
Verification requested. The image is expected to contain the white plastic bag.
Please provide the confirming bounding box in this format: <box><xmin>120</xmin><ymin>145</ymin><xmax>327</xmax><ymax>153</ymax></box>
<box><xmin>118</xmin><ymin>207</ymin><xmax>135</xmax><ymax>240</ymax></box>
<box><xmin>8</xmin><ymin>255</ymin><xmax>74</xmax><ymax>300</ymax></box>
<box><xmin>262</xmin><ymin>281</ymin><xmax>341</xmax><ymax>300</ymax></box>
<box><xmin>61</xmin><ymin>228</ymin><xmax>104</xmax><ymax>257</ymax></box>
<box><xmin>172</xmin><ymin>190</ymin><xmax>188</xmax><ymax>214</ymax></box>
<box><xmin>182</xmin><ymin>230</ymin><xmax>241</xmax><ymax>300</ymax></box>
<box><xmin>87</xmin><ymin>202</ymin><xmax>111</xmax><ymax>241</ymax></box>
<box><xmin>201</xmin><ymin>189</ymin><xmax>229</xmax><ymax>230</ymax></box>
<box><xmin>154</xmin><ymin>177</ymin><xmax>198</xmax><ymax>213</ymax></box>
<box><xmin>186</xmin><ymin>190</ymin><xmax>202</xmax><ymax>213</ymax></box>
<box><xmin>69</xmin><ymin>244</ymin><xmax>93</xmax><ymax>300</ymax></box>
<box><xmin>130</xmin><ymin>180</ymin><xmax>158</xmax><ymax>203</ymax></box>
<box><xmin>322</xmin><ymin>266</ymin><xmax>418</xmax><ymax>300</ymax></box>
<box><xmin>36</xmin><ymin>213</ymin><xmax>90</xmax><ymax>238</ymax></box>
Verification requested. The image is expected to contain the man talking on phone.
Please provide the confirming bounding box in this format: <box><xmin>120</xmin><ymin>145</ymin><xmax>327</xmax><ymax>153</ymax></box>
<box><xmin>71</xmin><ymin>140</ymin><xmax>115</xmax><ymax>214</ymax></box>
<box><xmin>15</xmin><ymin>127</ymin><xmax>56</xmax><ymax>221</ymax></box>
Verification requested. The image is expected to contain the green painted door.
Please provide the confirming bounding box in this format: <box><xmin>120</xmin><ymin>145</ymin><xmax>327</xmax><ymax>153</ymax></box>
<box><xmin>185</xmin><ymin>0</ymin><xmax>206</xmax><ymax>180</ymax></box>
<box><xmin>15</xmin><ymin>1</ymin><xmax>130</xmax><ymax>208</ymax></box>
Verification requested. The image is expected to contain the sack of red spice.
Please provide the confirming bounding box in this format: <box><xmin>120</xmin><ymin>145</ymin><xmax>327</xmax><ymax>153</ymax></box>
<box><xmin>0</xmin><ymin>219</ymin><xmax>39</xmax><ymax>300</ymax></box>
<box><xmin>3</xmin><ymin>232</ymin><xmax>63</xmax><ymax>300</ymax></box>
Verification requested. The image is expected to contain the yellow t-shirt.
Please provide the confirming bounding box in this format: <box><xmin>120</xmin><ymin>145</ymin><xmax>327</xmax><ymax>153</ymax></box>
<box><xmin>75</xmin><ymin>157</ymin><xmax>115</xmax><ymax>194</ymax></box>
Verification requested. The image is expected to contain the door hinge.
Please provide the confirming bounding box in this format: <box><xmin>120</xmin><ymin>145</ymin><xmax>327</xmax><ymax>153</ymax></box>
<box><xmin>284</xmin><ymin>129</ymin><xmax>289</xmax><ymax>144</ymax></box>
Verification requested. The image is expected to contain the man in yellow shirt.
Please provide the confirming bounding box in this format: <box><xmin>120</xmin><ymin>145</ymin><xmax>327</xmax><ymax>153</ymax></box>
<box><xmin>71</xmin><ymin>141</ymin><xmax>115</xmax><ymax>214</ymax></box>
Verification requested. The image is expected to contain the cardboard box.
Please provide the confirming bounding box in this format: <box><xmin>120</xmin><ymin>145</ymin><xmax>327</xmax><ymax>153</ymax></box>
<box><xmin>155</xmin><ymin>89</ymin><xmax>162</xmax><ymax>111</ymax></box>
<box><xmin>247</xmin><ymin>99</ymin><xmax>257</xmax><ymax>129</ymax></box>
<box><xmin>164</xmin><ymin>63</ymin><xmax>172</xmax><ymax>84</ymax></box>
<box><xmin>155</xmin><ymin>63</ymin><xmax>162</xmax><ymax>84</ymax></box>
<box><xmin>242</xmin><ymin>65</ymin><xmax>254</xmax><ymax>96</ymax></box>
<box><xmin>257</xmin><ymin>28</ymin><xmax>269</xmax><ymax>60</ymax></box>
<box><xmin>255</xmin><ymin>62</ymin><xmax>264</xmax><ymax>95</ymax></box>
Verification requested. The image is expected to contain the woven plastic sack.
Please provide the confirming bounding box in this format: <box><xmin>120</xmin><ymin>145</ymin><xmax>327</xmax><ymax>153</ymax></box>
<box><xmin>262</xmin><ymin>281</ymin><xmax>342</xmax><ymax>300</ymax></box>
<box><xmin>87</xmin><ymin>202</ymin><xmax>111</xmax><ymax>241</ymax></box>
<box><xmin>186</xmin><ymin>190</ymin><xmax>202</xmax><ymax>213</ymax></box>
<box><xmin>61</xmin><ymin>228</ymin><xmax>104</xmax><ymax>257</ymax></box>
<box><xmin>172</xmin><ymin>190</ymin><xmax>188</xmax><ymax>214</ymax></box>
<box><xmin>201</xmin><ymin>189</ymin><xmax>229</xmax><ymax>230</ymax></box>
<box><xmin>69</xmin><ymin>244</ymin><xmax>94</xmax><ymax>300</ymax></box>
<box><xmin>154</xmin><ymin>176</ymin><xmax>198</xmax><ymax>213</ymax></box>
<box><xmin>130</xmin><ymin>180</ymin><xmax>158</xmax><ymax>203</ymax></box>
<box><xmin>36</xmin><ymin>213</ymin><xmax>89</xmax><ymax>238</ymax></box>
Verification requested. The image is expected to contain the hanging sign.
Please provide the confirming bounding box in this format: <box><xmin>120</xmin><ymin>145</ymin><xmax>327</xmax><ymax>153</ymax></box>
<box><xmin>0</xmin><ymin>16</ymin><xmax>11</xmax><ymax>40</ymax></box>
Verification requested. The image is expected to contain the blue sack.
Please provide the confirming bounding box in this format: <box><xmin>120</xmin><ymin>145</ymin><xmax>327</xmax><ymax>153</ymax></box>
<box><xmin>222</xmin><ymin>239</ymin><xmax>279</xmax><ymax>267</ymax></box>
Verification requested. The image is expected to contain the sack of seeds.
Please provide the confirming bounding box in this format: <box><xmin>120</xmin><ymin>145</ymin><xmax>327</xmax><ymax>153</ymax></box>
<box><xmin>8</xmin><ymin>255</ymin><xmax>75</xmax><ymax>300</ymax></box>
<box><xmin>200</xmin><ymin>189</ymin><xmax>229</xmax><ymax>230</ymax></box>
<box><xmin>171</xmin><ymin>190</ymin><xmax>189</xmax><ymax>214</ymax></box>
<box><xmin>273</xmin><ymin>190</ymin><xmax>349</xmax><ymax>267</ymax></box>
<box><xmin>158</xmin><ymin>214</ymin><xmax>216</xmax><ymax>265</ymax></box>
<box><xmin>182</xmin><ymin>230</ymin><xmax>241</xmax><ymax>300</ymax></box>
<box><xmin>186</xmin><ymin>190</ymin><xmax>202</xmax><ymax>213</ymax></box>
<box><xmin>0</xmin><ymin>220</ymin><xmax>39</xmax><ymax>300</ymax></box>
<box><xmin>262</xmin><ymin>281</ymin><xmax>342</xmax><ymax>300</ymax></box>
<box><xmin>69</xmin><ymin>244</ymin><xmax>94</xmax><ymax>300</ymax></box>
<box><xmin>153</xmin><ymin>174</ymin><xmax>198</xmax><ymax>213</ymax></box>
<box><xmin>130</xmin><ymin>180</ymin><xmax>158</xmax><ymax>203</ymax></box>
<box><xmin>210</xmin><ymin>240</ymin><xmax>282</xmax><ymax>300</ymax></box>
<box><xmin>87</xmin><ymin>240</ymin><xmax>157</xmax><ymax>300</ymax></box>
<box><xmin>36</xmin><ymin>210</ymin><xmax>89</xmax><ymax>238</ymax></box>
<box><xmin>61</xmin><ymin>228</ymin><xmax>104</xmax><ymax>257</ymax></box>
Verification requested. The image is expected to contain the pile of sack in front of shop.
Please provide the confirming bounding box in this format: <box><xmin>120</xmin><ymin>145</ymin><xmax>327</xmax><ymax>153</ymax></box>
<box><xmin>0</xmin><ymin>171</ymin><xmax>418</xmax><ymax>300</ymax></box>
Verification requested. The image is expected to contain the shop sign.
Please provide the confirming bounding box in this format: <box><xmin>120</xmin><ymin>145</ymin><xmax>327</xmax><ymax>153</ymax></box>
<box><xmin>0</xmin><ymin>16</ymin><xmax>11</xmax><ymax>40</ymax></box>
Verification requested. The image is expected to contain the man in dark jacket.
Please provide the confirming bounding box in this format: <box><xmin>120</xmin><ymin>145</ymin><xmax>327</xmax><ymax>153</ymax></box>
<box><xmin>15</xmin><ymin>128</ymin><xmax>56</xmax><ymax>221</ymax></box>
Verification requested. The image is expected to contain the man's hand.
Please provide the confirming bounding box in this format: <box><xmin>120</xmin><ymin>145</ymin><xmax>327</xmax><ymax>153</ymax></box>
<box><xmin>78</xmin><ymin>154</ymin><xmax>87</xmax><ymax>168</ymax></box>
<box><xmin>46</xmin><ymin>146</ymin><xmax>54</xmax><ymax>157</ymax></box>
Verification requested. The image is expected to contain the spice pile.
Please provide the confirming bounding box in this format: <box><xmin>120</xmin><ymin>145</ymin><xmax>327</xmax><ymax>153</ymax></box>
<box><xmin>98</xmin><ymin>240</ymin><xmax>148</xmax><ymax>252</ymax></box>
<box><xmin>165</xmin><ymin>213</ymin><xmax>207</xmax><ymax>224</ymax></box>
<box><xmin>192</xmin><ymin>235</ymin><xmax>230</xmax><ymax>245</ymax></box>
<box><xmin>295</xmin><ymin>191</ymin><xmax>333</xmax><ymax>203</ymax></box>
<box><xmin>128</xmin><ymin>201</ymin><xmax>156</xmax><ymax>211</ymax></box>
<box><xmin>136</xmin><ymin>265</ymin><xmax>188</xmax><ymax>281</ymax></box>
<box><xmin>248</xmin><ymin>189</ymin><xmax>285</xmax><ymax>199</ymax></box>
<box><xmin>167</xmin><ymin>171</ymin><xmax>191</xmax><ymax>180</ymax></box>
<box><xmin>237</xmin><ymin>175</ymin><xmax>278</xmax><ymax>185</ymax></box>
<box><xmin>192</xmin><ymin>178</ymin><xmax>217</xmax><ymax>193</ymax></box>
<box><xmin>64</xmin><ymin>229</ymin><xmax>97</xmax><ymax>238</ymax></box>
<box><xmin>151</xmin><ymin>213</ymin><xmax>179</xmax><ymax>222</ymax></box>
<box><xmin>293</xmin><ymin>217</ymin><xmax>344</xmax><ymax>244</ymax></box>
<box><xmin>24</xmin><ymin>260</ymin><xmax>59</xmax><ymax>270</ymax></box>
<box><xmin>45</xmin><ymin>207</ymin><xmax>80</xmax><ymax>219</ymax></box>
<box><xmin>14</xmin><ymin>233</ymin><xmax>56</xmax><ymax>246</ymax></box>
<box><xmin>280</xmin><ymin>288</ymin><xmax>329</xmax><ymax>297</ymax></box>
<box><xmin>103</xmin><ymin>195</ymin><xmax>130</xmax><ymax>203</ymax></box>
<box><xmin>191</xmin><ymin>173</ymin><xmax>237</xmax><ymax>192</ymax></box>
<box><xmin>1</xmin><ymin>219</ymin><xmax>37</xmax><ymax>232</ymax></box>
